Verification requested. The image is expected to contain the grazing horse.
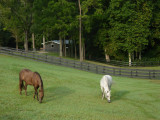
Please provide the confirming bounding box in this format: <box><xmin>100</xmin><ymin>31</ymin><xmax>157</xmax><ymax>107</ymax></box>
<box><xmin>19</xmin><ymin>69</ymin><xmax>44</xmax><ymax>103</ymax></box>
<box><xmin>100</xmin><ymin>75</ymin><xmax>112</xmax><ymax>103</ymax></box>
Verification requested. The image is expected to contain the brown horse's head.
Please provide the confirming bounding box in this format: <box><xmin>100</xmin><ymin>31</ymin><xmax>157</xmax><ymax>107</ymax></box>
<box><xmin>39</xmin><ymin>89</ymin><xmax>44</xmax><ymax>103</ymax></box>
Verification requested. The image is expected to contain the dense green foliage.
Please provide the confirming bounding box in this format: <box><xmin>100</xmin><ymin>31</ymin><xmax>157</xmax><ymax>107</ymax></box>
<box><xmin>0</xmin><ymin>54</ymin><xmax>160</xmax><ymax>120</ymax></box>
<box><xmin>0</xmin><ymin>0</ymin><xmax>160</xmax><ymax>62</ymax></box>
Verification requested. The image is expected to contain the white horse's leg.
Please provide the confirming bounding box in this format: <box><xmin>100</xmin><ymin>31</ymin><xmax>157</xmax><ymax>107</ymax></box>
<box><xmin>101</xmin><ymin>87</ymin><xmax>104</xmax><ymax>100</ymax></box>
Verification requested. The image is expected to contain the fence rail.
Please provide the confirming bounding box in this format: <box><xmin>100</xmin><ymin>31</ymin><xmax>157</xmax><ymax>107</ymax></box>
<box><xmin>108</xmin><ymin>60</ymin><xmax>160</xmax><ymax>67</ymax></box>
<box><xmin>0</xmin><ymin>47</ymin><xmax>160</xmax><ymax>80</ymax></box>
<box><xmin>91</xmin><ymin>58</ymin><xmax>160</xmax><ymax>67</ymax></box>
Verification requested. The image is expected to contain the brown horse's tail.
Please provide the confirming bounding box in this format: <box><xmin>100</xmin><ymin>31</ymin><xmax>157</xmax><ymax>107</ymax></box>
<box><xmin>19</xmin><ymin>76</ymin><xmax>24</xmax><ymax>94</ymax></box>
<box><xmin>21</xmin><ymin>80</ymin><xmax>24</xmax><ymax>89</ymax></box>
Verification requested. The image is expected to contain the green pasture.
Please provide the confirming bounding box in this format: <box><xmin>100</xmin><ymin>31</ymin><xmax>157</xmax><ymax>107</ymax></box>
<box><xmin>0</xmin><ymin>54</ymin><xmax>160</xmax><ymax>120</ymax></box>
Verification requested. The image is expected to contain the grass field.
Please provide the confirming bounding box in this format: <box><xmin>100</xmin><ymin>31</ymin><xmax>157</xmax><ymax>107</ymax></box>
<box><xmin>0</xmin><ymin>54</ymin><xmax>160</xmax><ymax>120</ymax></box>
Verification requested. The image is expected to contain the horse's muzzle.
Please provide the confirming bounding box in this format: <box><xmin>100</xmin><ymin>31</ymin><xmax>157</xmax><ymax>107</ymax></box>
<box><xmin>108</xmin><ymin>100</ymin><xmax>111</xmax><ymax>103</ymax></box>
<box><xmin>39</xmin><ymin>99</ymin><xmax>42</xmax><ymax>103</ymax></box>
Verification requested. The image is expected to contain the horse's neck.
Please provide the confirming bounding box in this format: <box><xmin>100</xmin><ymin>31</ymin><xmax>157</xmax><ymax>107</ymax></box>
<box><xmin>104</xmin><ymin>85</ymin><xmax>109</xmax><ymax>91</ymax></box>
<box><xmin>39</xmin><ymin>79</ymin><xmax>43</xmax><ymax>91</ymax></box>
<box><xmin>104</xmin><ymin>79</ymin><xmax>109</xmax><ymax>88</ymax></box>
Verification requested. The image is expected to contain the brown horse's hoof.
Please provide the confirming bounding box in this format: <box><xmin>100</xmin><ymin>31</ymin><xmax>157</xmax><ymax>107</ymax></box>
<box><xmin>39</xmin><ymin>100</ymin><xmax>42</xmax><ymax>103</ymax></box>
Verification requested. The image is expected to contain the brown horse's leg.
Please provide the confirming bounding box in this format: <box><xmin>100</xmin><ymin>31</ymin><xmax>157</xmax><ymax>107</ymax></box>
<box><xmin>33</xmin><ymin>90</ymin><xmax>36</xmax><ymax>99</ymax></box>
<box><xmin>36</xmin><ymin>89</ymin><xmax>39</xmax><ymax>101</ymax></box>
<box><xmin>25</xmin><ymin>83</ymin><xmax>28</xmax><ymax>96</ymax></box>
<box><xmin>33</xmin><ymin>87</ymin><xmax>37</xmax><ymax>99</ymax></box>
<box><xmin>33</xmin><ymin>87</ymin><xmax>38</xmax><ymax>101</ymax></box>
<box><xmin>19</xmin><ymin>80</ymin><xmax>23</xmax><ymax>95</ymax></box>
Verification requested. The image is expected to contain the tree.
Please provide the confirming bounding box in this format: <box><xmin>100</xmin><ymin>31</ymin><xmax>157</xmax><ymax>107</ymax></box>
<box><xmin>151</xmin><ymin>0</ymin><xmax>160</xmax><ymax>53</ymax></box>
<box><xmin>39</xmin><ymin>0</ymin><xmax>75</xmax><ymax>57</ymax></box>
<box><xmin>108</xmin><ymin>0</ymin><xmax>152</xmax><ymax>66</ymax></box>
<box><xmin>0</xmin><ymin>0</ymin><xmax>34</xmax><ymax>51</ymax></box>
<box><xmin>79</xmin><ymin>0</ymin><xmax>110</xmax><ymax>61</ymax></box>
<box><xmin>0</xmin><ymin>1</ymin><xmax>22</xmax><ymax>50</ymax></box>
<box><xmin>78</xmin><ymin>0</ymin><xmax>83</xmax><ymax>61</ymax></box>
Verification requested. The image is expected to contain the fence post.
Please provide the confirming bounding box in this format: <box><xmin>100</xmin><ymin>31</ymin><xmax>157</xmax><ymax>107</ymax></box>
<box><xmin>81</xmin><ymin>62</ymin><xmax>82</xmax><ymax>69</ymax></box>
<box><xmin>131</xmin><ymin>70</ymin><xmax>133</xmax><ymax>77</ymax></box>
<box><xmin>8</xmin><ymin>49</ymin><xmax>10</xmax><ymax>54</ymax></box>
<box><xmin>88</xmin><ymin>63</ymin><xmax>90</xmax><ymax>70</ymax></box>
<box><xmin>113</xmin><ymin>68</ymin><xmax>115</xmax><ymax>75</ymax></box>
<box><xmin>153</xmin><ymin>70</ymin><xmax>155</xmax><ymax>78</ymax></box>
<box><xmin>33</xmin><ymin>52</ymin><xmax>35</xmax><ymax>59</ymax></box>
<box><xmin>96</xmin><ymin>66</ymin><xmax>98</xmax><ymax>74</ymax></box>
<box><xmin>66</xmin><ymin>60</ymin><xmax>68</xmax><ymax>66</ymax></box>
<box><xmin>45</xmin><ymin>55</ymin><xmax>47</xmax><ymax>62</ymax></box>
<box><xmin>73</xmin><ymin>60</ymin><xmax>75</xmax><ymax>68</ymax></box>
<box><xmin>51</xmin><ymin>56</ymin><xmax>54</xmax><ymax>63</ymax></box>
<box><xmin>149</xmin><ymin>71</ymin><xmax>151</xmax><ymax>79</ymax></box>
<box><xmin>136</xmin><ymin>70</ymin><xmax>138</xmax><ymax>76</ymax></box>
<box><xmin>119</xmin><ymin>68</ymin><xmax>121</xmax><ymax>75</ymax></box>
<box><xmin>103</xmin><ymin>66</ymin><xmax>105</xmax><ymax>73</ymax></box>
<box><xmin>59</xmin><ymin>58</ymin><xmax>61</xmax><ymax>65</ymax></box>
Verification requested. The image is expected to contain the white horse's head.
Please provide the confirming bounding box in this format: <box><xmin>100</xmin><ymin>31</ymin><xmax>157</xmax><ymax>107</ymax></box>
<box><xmin>104</xmin><ymin>90</ymin><xmax>111</xmax><ymax>103</ymax></box>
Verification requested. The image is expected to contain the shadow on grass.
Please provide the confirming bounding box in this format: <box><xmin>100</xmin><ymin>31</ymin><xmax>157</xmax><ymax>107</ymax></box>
<box><xmin>18</xmin><ymin>86</ymin><xmax>74</xmax><ymax>103</ymax></box>
<box><xmin>112</xmin><ymin>90</ymin><xmax>129</xmax><ymax>102</ymax></box>
<box><xmin>44</xmin><ymin>86</ymin><xmax>74</xmax><ymax>103</ymax></box>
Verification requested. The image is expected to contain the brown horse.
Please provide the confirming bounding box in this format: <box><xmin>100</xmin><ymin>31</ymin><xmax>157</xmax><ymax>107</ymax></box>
<box><xmin>19</xmin><ymin>69</ymin><xmax>44</xmax><ymax>103</ymax></box>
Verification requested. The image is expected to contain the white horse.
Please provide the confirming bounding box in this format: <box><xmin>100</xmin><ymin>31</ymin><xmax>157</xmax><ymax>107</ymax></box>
<box><xmin>100</xmin><ymin>75</ymin><xmax>112</xmax><ymax>103</ymax></box>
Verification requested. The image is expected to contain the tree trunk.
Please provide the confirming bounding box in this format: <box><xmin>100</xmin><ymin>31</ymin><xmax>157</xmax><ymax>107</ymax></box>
<box><xmin>129</xmin><ymin>52</ymin><xmax>132</xmax><ymax>66</ymax></box>
<box><xmin>78</xmin><ymin>0</ymin><xmax>83</xmax><ymax>62</ymax></box>
<box><xmin>81</xmin><ymin>43</ymin><xmax>83</xmax><ymax>60</ymax></box>
<box><xmin>64</xmin><ymin>37</ymin><xmax>66</xmax><ymax>57</ymax></box>
<box><xmin>105</xmin><ymin>54</ymin><xmax>110</xmax><ymax>62</ymax></box>
<box><xmin>105</xmin><ymin>49</ymin><xmax>110</xmax><ymax>62</ymax></box>
<box><xmin>59</xmin><ymin>36</ymin><xmax>63</xmax><ymax>57</ymax></box>
<box><xmin>71</xmin><ymin>40</ymin><xmax>73</xmax><ymax>57</ymax></box>
<box><xmin>24</xmin><ymin>30</ymin><xmax>28</xmax><ymax>52</ymax></box>
<box><xmin>64</xmin><ymin>43</ymin><xmax>66</xmax><ymax>57</ymax></box>
<box><xmin>132</xmin><ymin>52</ymin><xmax>135</xmax><ymax>61</ymax></box>
<box><xmin>43</xmin><ymin>35</ymin><xmax>45</xmax><ymax>52</ymax></box>
<box><xmin>75</xmin><ymin>43</ymin><xmax>77</xmax><ymax>59</ymax></box>
<box><xmin>32</xmin><ymin>33</ymin><xmax>35</xmax><ymax>51</ymax></box>
<box><xmin>139</xmin><ymin>51</ymin><xmax>141</xmax><ymax>60</ymax></box>
<box><xmin>83</xmin><ymin>44</ymin><xmax>85</xmax><ymax>60</ymax></box>
<box><xmin>15</xmin><ymin>35</ymin><xmax>18</xmax><ymax>51</ymax></box>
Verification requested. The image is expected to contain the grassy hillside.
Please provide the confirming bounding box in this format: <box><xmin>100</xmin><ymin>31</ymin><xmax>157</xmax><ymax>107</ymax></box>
<box><xmin>0</xmin><ymin>54</ymin><xmax>160</xmax><ymax>120</ymax></box>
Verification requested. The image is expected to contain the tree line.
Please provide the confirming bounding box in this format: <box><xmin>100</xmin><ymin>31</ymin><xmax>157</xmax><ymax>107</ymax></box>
<box><xmin>0</xmin><ymin>0</ymin><xmax>160</xmax><ymax>64</ymax></box>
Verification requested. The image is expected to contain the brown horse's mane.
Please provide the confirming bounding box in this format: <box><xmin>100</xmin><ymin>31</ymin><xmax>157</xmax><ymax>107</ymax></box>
<box><xmin>34</xmin><ymin>72</ymin><xmax>43</xmax><ymax>90</ymax></box>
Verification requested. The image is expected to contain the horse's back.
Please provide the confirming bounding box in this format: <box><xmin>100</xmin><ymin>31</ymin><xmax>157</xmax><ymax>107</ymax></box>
<box><xmin>19</xmin><ymin>69</ymin><xmax>34</xmax><ymax>84</ymax></box>
<box><xmin>100</xmin><ymin>75</ymin><xmax>112</xmax><ymax>89</ymax></box>
<box><xmin>19</xmin><ymin>69</ymin><xmax>32</xmax><ymax>77</ymax></box>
